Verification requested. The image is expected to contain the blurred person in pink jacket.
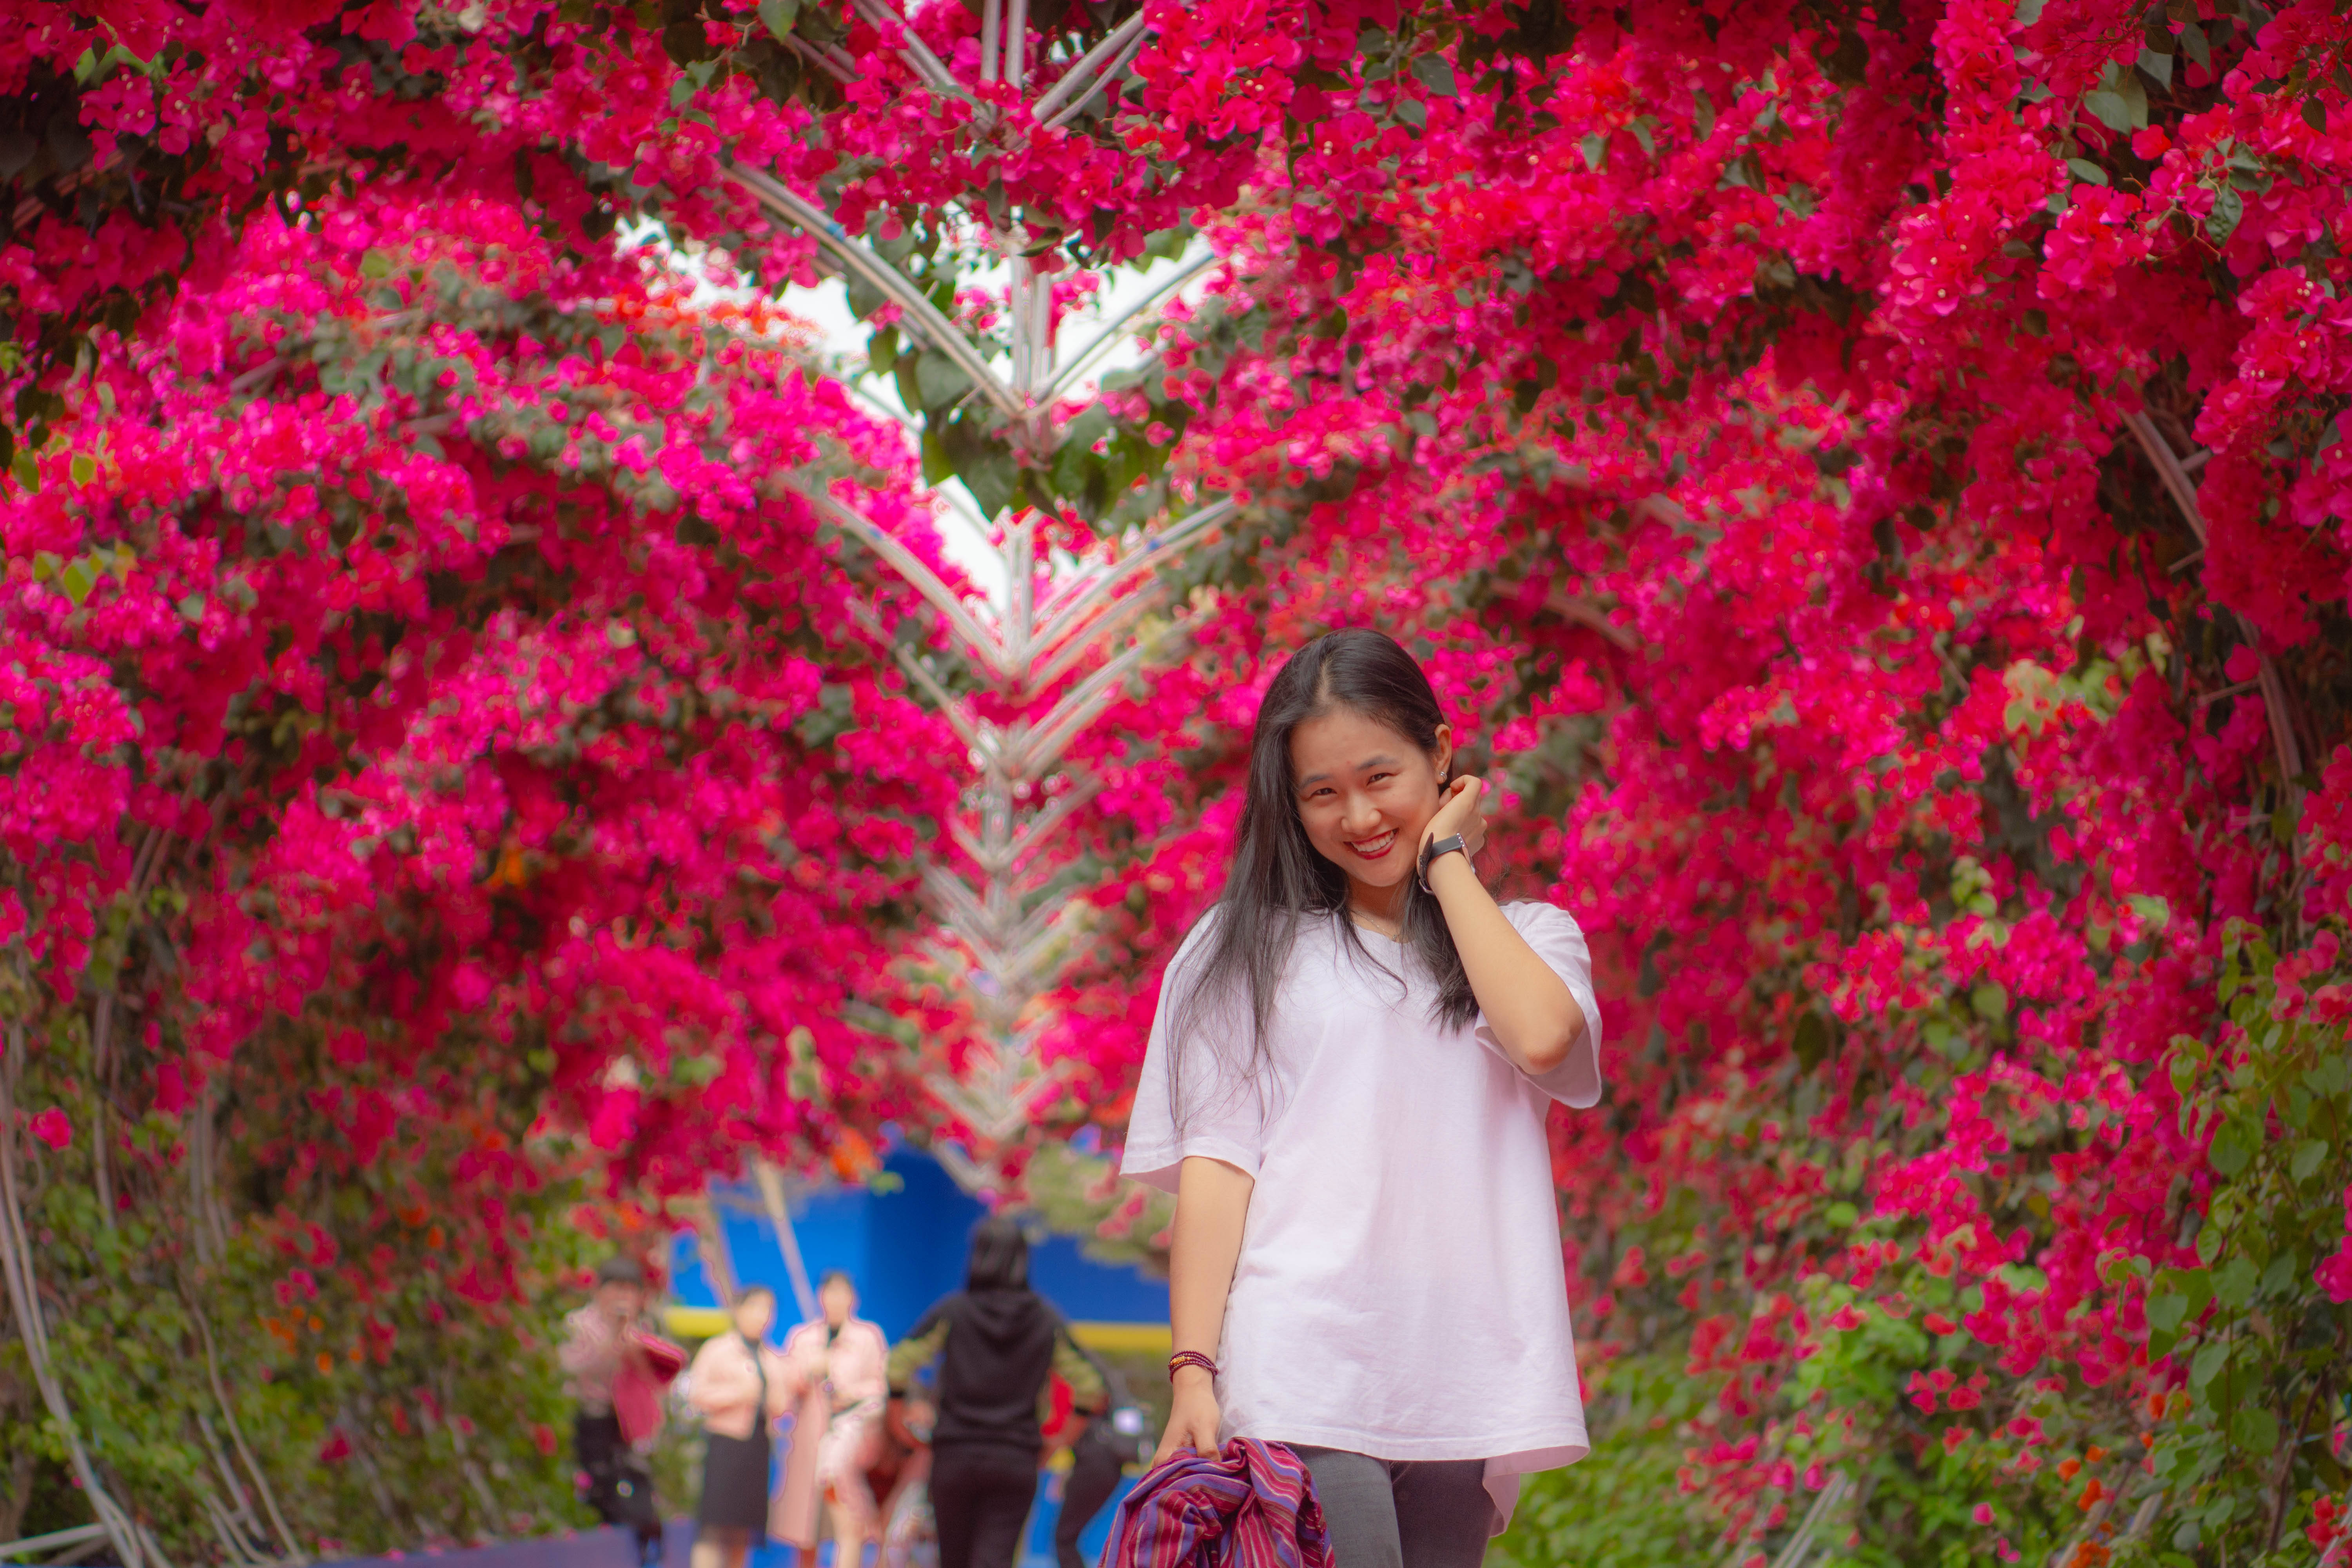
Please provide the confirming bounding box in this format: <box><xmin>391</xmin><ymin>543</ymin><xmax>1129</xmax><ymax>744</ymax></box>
<box><xmin>773</xmin><ymin>1272</ymin><xmax>891</xmax><ymax>1568</ymax></box>
<box><xmin>688</xmin><ymin>1287</ymin><xmax>793</xmax><ymax>1568</ymax></box>
<box><xmin>561</xmin><ymin>1256</ymin><xmax>665</xmax><ymax>1563</ymax></box>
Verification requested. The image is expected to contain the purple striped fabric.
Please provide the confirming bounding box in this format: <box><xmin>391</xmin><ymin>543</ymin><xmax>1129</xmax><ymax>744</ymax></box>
<box><xmin>1097</xmin><ymin>1439</ymin><xmax>1334</xmax><ymax>1568</ymax></box>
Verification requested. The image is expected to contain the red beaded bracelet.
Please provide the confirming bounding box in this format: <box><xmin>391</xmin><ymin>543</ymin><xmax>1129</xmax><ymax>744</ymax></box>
<box><xmin>1167</xmin><ymin>1350</ymin><xmax>1219</xmax><ymax>1381</ymax></box>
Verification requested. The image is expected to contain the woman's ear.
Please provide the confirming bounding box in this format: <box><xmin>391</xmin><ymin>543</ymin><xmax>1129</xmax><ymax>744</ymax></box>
<box><xmin>1431</xmin><ymin>723</ymin><xmax>1454</xmax><ymax>783</ymax></box>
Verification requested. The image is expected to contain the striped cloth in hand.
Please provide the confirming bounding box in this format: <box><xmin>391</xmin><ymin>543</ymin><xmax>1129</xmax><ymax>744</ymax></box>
<box><xmin>1097</xmin><ymin>1438</ymin><xmax>1333</xmax><ymax>1568</ymax></box>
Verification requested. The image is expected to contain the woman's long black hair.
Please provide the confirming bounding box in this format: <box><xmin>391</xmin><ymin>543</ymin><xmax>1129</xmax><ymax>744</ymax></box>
<box><xmin>1171</xmin><ymin>630</ymin><xmax>1477</xmax><ymax>1098</ymax></box>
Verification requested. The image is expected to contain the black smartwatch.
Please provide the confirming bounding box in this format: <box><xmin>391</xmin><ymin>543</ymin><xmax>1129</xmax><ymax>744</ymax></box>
<box><xmin>1417</xmin><ymin>833</ymin><xmax>1469</xmax><ymax>894</ymax></box>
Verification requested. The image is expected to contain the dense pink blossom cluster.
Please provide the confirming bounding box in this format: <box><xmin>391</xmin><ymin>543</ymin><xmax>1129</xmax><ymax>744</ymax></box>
<box><xmin>9</xmin><ymin>0</ymin><xmax>2352</xmax><ymax>1552</ymax></box>
<box><xmin>4</xmin><ymin>180</ymin><xmax>965</xmax><ymax>1302</ymax></box>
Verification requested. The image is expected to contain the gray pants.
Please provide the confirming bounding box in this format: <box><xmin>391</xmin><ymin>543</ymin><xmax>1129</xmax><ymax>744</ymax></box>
<box><xmin>1294</xmin><ymin>1447</ymin><xmax>1492</xmax><ymax>1568</ymax></box>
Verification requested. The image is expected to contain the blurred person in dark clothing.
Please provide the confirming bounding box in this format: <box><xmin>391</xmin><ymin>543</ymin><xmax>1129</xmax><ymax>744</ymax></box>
<box><xmin>887</xmin><ymin>1216</ymin><xmax>1106</xmax><ymax>1568</ymax></box>
<box><xmin>1053</xmin><ymin>1347</ymin><xmax>1150</xmax><ymax>1568</ymax></box>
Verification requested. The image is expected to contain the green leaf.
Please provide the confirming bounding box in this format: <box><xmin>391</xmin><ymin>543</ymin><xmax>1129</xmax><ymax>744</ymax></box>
<box><xmin>1047</xmin><ymin>404</ymin><xmax>1114</xmax><ymax>522</ymax></box>
<box><xmin>1410</xmin><ymin>55</ymin><xmax>1457</xmax><ymax>96</ymax></box>
<box><xmin>2138</xmin><ymin>47</ymin><xmax>2172</xmax><ymax>91</ymax></box>
<box><xmin>2291</xmin><ymin>1138</ymin><xmax>2330</xmax><ymax>1182</ymax></box>
<box><xmin>2230</xmin><ymin>1405</ymin><xmax>2279</xmax><ymax>1455</ymax></box>
<box><xmin>758</xmin><ymin>0</ymin><xmax>799</xmax><ymax>37</ymax></box>
<box><xmin>1580</xmin><ymin>132</ymin><xmax>1607</xmax><ymax>171</ymax></box>
<box><xmin>2168</xmin><ymin>1052</ymin><xmax>2198</xmax><ymax>1098</ymax></box>
<box><xmin>2014</xmin><ymin>0</ymin><xmax>2045</xmax><ymax>21</ymax></box>
<box><xmin>2158</xmin><ymin>1266</ymin><xmax>2212</xmax><ymax>1320</ymax></box>
<box><xmin>2208</xmin><ymin>183</ymin><xmax>2244</xmax><ymax>244</ymax></box>
<box><xmin>1822</xmin><ymin>1200</ymin><xmax>1859</xmax><ymax>1229</ymax></box>
<box><xmin>2085</xmin><ymin>64</ymin><xmax>2149</xmax><ymax>132</ymax></box>
<box><xmin>936</xmin><ymin>413</ymin><xmax>1015</xmax><ymax>519</ymax></box>
<box><xmin>913</xmin><ymin>349</ymin><xmax>972</xmax><ymax>412</ymax></box>
<box><xmin>176</xmin><ymin>593</ymin><xmax>205</xmax><ymax>622</ymax></box>
<box><xmin>1394</xmin><ymin>98</ymin><xmax>1426</xmax><ymax>130</ymax></box>
<box><xmin>844</xmin><ymin>268</ymin><xmax>889</xmax><ymax>321</ymax></box>
<box><xmin>2211</xmin><ymin>1254</ymin><xmax>2258</xmax><ymax>1310</ymax></box>
<box><xmin>2188</xmin><ymin>1339</ymin><xmax>2230</xmax><ymax>1393</ymax></box>
<box><xmin>9</xmin><ymin>448</ymin><xmax>36</xmax><ymax>494</ymax></box>
<box><xmin>2066</xmin><ymin>158</ymin><xmax>2109</xmax><ymax>186</ymax></box>
<box><xmin>1692</xmin><ymin>87</ymin><xmax>1717</xmax><ymax>141</ymax></box>
<box><xmin>70</xmin><ymin>452</ymin><xmax>95</xmax><ymax>485</ymax></box>
<box><xmin>58</xmin><ymin>558</ymin><xmax>94</xmax><ymax>606</ymax></box>
<box><xmin>2208</xmin><ymin>1114</ymin><xmax>2257</xmax><ymax>1176</ymax></box>
<box><xmin>2180</xmin><ymin>21</ymin><xmax>2210</xmax><ymax>70</ymax></box>
<box><xmin>2305</xmin><ymin>96</ymin><xmax>2328</xmax><ymax>132</ymax></box>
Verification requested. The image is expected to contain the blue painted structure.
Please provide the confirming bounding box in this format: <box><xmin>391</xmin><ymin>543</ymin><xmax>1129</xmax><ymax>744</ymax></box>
<box><xmin>669</xmin><ymin>1145</ymin><xmax>1167</xmax><ymax>1340</ymax></box>
<box><xmin>663</xmin><ymin>1143</ymin><xmax>1164</xmax><ymax>1568</ymax></box>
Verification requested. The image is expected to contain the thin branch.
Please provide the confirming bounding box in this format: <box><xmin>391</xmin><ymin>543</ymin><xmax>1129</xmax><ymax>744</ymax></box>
<box><xmin>1017</xmin><ymin>631</ymin><xmax>1170</xmax><ymax>777</ymax></box>
<box><xmin>2041</xmin><ymin>1463</ymin><xmax>2135</xmax><ymax>1568</ymax></box>
<box><xmin>750</xmin><ymin>1164</ymin><xmax>821</xmax><ymax>1324</ymax></box>
<box><xmin>1766</xmin><ymin>1471</ymin><xmax>1849</xmax><ymax>1568</ymax></box>
<box><xmin>88</xmin><ymin>996</ymin><xmax>115</xmax><ymax>1233</ymax></box>
<box><xmin>1029</xmin><ymin>497</ymin><xmax>1234</xmax><ymax>654</ymax></box>
<box><xmin>191</xmin><ymin>1412</ymin><xmax>268</xmax><ymax>1555</ymax></box>
<box><xmin>0</xmin><ymin>1527</ymin><xmax>109</xmax><ymax>1563</ymax></box>
<box><xmin>1004</xmin><ymin>0</ymin><xmax>1028</xmax><ymax>85</ymax></box>
<box><xmin>1043</xmin><ymin>250</ymin><xmax>1218</xmax><ymax>400</ymax></box>
<box><xmin>191</xmin><ymin>1484</ymin><xmax>263</xmax><ymax>1568</ymax></box>
<box><xmin>841</xmin><ymin>0</ymin><xmax>964</xmax><ymax>96</ymax></box>
<box><xmin>778</xmin><ymin>33</ymin><xmax>857</xmax><ymax>83</ymax></box>
<box><xmin>2123</xmin><ymin>411</ymin><xmax>2209</xmax><ymax>545</ymax></box>
<box><xmin>733</xmin><ymin>168</ymin><xmax>1022</xmax><ymax>420</ymax></box>
<box><xmin>788</xmin><ymin>477</ymin><xmax>1009</xmax><ymax>677</ymax></box>
<box><xmin>1544</xmin><ymin>588</ymin><xmax>1642</xmax><ymax>652</ymax></box>
<box><xmin>2123</xmin><ymin>410</ymin><xmax>2305</xmax><ymax>786</ymax></box>
<box><xmin>1030</xmin><ymin>11</ymin><xmax>1149</xmax><ymax>121</ymax></box>
<box><xmin>1042</xmin><ymin>25</ymin><xmax>1145</xmax><ymax>128</ymax></box>
<box><xmin>1020</xmin><ymin>581</ymin><xmax>1164</xmax><ymax>699</ymax></box>
<box><xmin>0</xmin><ymin>1036</ymin><xmax>149</xmax><ymax>1568</ymax></box>
<box><xmin>186</xmin><ymin>1290</ymin><xmax>297</xmax><ymax>1557</ymax></box>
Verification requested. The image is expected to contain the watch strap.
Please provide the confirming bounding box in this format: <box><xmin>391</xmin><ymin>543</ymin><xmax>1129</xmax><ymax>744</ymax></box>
<box><xmin>1417</xmin><ymin>833</ymin><xmax>1468</xmax><ymax>894</ymax></box>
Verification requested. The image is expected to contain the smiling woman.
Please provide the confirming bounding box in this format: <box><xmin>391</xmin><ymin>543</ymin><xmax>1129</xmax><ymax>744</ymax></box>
<box><xmin>1119</xmin><ymin>629</ymin><xmax>1605</xmax><ymax>1568</ymax></box>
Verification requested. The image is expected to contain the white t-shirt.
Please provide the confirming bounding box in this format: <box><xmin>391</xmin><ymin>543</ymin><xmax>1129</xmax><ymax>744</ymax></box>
<box><xmin>1121</xmin><ymin>901</ymin><xmax>1605</xmax><ymax>1533</ymax></box>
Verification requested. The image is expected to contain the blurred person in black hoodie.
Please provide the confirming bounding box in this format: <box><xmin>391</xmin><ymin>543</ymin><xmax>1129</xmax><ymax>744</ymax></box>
<box><xmin>887</xmin><ymin>1216</ymin><xmax>1106</xmax><ymax>1568</ymax></box>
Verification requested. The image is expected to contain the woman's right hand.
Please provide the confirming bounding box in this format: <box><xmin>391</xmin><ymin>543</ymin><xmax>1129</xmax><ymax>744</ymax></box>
<box><xmin>1152</xmin><ymin>1370</ymin><xmax>1221</xmax><ymax>1466</ymax></box>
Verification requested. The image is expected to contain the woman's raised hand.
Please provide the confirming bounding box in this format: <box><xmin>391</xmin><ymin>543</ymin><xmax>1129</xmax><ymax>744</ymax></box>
<box><xmin>1423</xmin><ymin>775</ymin><xmax>1487</xmax><ymax>859</ymax></box>
<box><xmin>1152</xmin><ymin>1372</ymin><xmax>1221</xmax><ymax>1466</ymax></box>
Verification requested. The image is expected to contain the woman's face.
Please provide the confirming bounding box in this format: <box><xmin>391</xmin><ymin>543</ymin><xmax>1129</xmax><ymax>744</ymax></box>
<box><xmin>820</xmin><ymin>1277</ymin><xmax>856</xmax><ymax>1328</ymax></box>
<box><xmin>1288</xmin><ymin>706</ymin><xmax>1451</xmax><ymax>904</ymax></box>
<box><xmin>734</xmin><ymin>1292</ymin><xmax>776</xmax><ymax>1340</ymax></box>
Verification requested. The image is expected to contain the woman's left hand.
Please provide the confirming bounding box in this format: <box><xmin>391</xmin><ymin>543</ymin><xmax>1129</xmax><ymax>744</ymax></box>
<box><xmin>1422</xmin><ymin>775</ymin><xmax>1487</xmax><ymax>861</ymax></box>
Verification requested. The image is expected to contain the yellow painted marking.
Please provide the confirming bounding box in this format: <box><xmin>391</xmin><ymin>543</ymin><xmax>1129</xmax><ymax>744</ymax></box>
<box><xmin>1068</xmin><ymin>1321</ymin><xmax>1172</xmax><ymax>1355</ymax></box>
<box><xmin>665</xmin><ymin>1305</ymin><xmax>730</xmax><ymax>1339</ymax></box>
